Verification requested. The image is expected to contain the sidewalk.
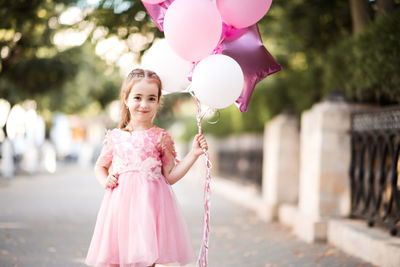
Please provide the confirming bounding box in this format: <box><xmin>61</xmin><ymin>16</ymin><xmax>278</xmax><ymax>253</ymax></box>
<box><xmin>180</xmin><ymin>167</ymin><xmax>375</xmax><ymax>267</ymax></box>
<box><xmin>0</xmin><ymin>164</ymin><xmax>375</xmax><ymax>266</ymax></box>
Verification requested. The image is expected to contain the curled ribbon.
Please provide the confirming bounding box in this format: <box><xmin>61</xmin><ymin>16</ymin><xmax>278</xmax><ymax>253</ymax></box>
<box><xmin>204</xmin><ymin>108</ymin><xmax>220</xmax><ymax>125</ymax></box>
<box><xmin>189</xmin><ymin>89</ymin><xmax>213</xmax><ymax>267</ymax></box>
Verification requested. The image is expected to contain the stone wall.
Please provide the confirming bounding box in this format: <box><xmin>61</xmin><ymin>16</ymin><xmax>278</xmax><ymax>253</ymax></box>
<box><xmin>259</xmin><ymin>113</ymin><xmax>299</xmax><ymax>221</ymax></box>
<box><xmin>260</xmin><ymin>100</ymin><xmax>400</xmax><ymax>266</ymax></box>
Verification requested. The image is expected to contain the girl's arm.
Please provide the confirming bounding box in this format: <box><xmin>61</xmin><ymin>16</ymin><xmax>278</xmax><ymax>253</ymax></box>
<box><xmin>94</xmin><ymin>164</ymin><xmax>117</xmax><ymax>189</ymax></box>
<box><xmin>94</xmin><ymin>164</ymin><xmax>108</xmax><ymax>188</ymax></box>
<box><xmin>94</xmin><ymin>130</ymin><xmax>118</xmax><ymax>189</ymax></box>
<box><xmin>162</xmin><ymin>134</ymin><xmax>208</xmax><ymax>185</ymax></box>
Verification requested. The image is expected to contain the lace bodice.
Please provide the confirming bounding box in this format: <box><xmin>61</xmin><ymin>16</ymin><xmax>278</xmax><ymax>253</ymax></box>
<box><xmin>96</xmin><ymin>126</ymin><xmax>178</xmax><ymax>181</ymax></box>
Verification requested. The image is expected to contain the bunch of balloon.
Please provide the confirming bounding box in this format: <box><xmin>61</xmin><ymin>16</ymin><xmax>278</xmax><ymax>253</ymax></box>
<box><xmin>142</xmin><ymin>0</ymin><xmax>281</xmax><ymax>111</ymax></box>
<box><xmin>161</xmin><ymin>0</ymin><xmax>246</xmax><ymax>109</ymax></box>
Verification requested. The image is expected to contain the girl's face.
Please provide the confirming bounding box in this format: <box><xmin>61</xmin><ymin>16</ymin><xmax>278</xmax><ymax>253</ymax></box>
<box><xmin>125</xmin><ymin>80</ymin><xmax>160</xmax><ymax>125</ymax></box>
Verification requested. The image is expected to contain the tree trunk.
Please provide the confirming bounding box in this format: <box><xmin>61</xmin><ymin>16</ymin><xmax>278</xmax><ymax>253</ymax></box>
<box><xmin>376</xmin><ymin>0</ymin><xmax>395</xmax><ymax>20</ymax></box>
<box><xmin>349</xmin><ymin>0</ymin><xmax>371</xmax><ymax>34</ymax></box>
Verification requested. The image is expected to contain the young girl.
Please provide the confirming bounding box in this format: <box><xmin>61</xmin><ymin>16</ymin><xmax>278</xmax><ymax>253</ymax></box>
<box><xmin>85</xmin><ymin>69</ymin><xmax>208</xmax><ymax>267</ymax></box>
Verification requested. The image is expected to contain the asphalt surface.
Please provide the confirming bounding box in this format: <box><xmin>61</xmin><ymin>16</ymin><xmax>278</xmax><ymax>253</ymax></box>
<box><xmin>0</xmin><ymin>164</ymin><xmax>375</xmax><ymax>267</ymax></box>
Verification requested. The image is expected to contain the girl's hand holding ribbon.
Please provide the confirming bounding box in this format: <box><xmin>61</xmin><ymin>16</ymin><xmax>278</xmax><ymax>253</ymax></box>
<box><xmin>192</xmin><ymin>134</ymin><xmax>208</xmax><ymax>157</ymax></box>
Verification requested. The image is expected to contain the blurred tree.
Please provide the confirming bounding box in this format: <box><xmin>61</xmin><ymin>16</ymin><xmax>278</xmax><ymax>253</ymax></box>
<box><xmin>79</xmin><ymin>0</ymin><xmax>161</xmax><ymax>56</ymax></box>
<box><xmin>251</xmin><ymin>0</ymin><xmax>353</xmax><ymax>120</ymax></box>
<box><xmin>376</xmin><ymin>0</ymin><xmax>396</xmax><ymax>19</ymax></box>
<box><xmin>0</xmin><ymin>0</ymin><xmax>124</xmax><ymax>114</ymax></box>
<box><xmin>253</xmin><ymin>0</ymin><xmax>399</xmax><ymax>118</ymax></box>
<box><xmin>0</xmin><ymin>0</ymin><xmax>77</xmax><ymax>103</ymax></box>
<box><xmin>38</xmin><ymin>43</ymin><xmax>121</xmax><ymax>114</ymax></box>
<box><xmin>349</xmin><ymin>0</ymin><xmax>372</xmax><ymax>33</ymax></box>
<box><xmin>323</xmin><ymin>8</ymin><xmax>400</xmax><ymax>103</ymax></box>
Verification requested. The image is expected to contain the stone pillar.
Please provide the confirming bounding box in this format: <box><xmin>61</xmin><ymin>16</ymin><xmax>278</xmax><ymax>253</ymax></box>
<box><xmin>294</xmin><ymin>101</ymin><xmax>354</xmax><ymax>243</ymax></box>
<box><xmin>259</xmin><ymin>113</ymin><xmax>300</xmax><ymax>221</ymax></box>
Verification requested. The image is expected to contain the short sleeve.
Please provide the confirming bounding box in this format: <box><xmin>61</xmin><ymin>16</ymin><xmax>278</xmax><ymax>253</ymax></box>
<box><xmin>95</xmin><ymin>130</ymin><xmax>113</xmax><ymax>169</ymax></box>
<box><xmin>160</xmin><ymin>130</ymin><xmax>179</xmax><ymax>166</ymax></box>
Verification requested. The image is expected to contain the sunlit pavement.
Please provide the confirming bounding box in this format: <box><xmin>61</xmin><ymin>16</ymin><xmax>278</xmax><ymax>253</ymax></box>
<box><xmin>0</xmin><ymin>164</ymin><xmax>374</xmax><ymax>267</ymax></box>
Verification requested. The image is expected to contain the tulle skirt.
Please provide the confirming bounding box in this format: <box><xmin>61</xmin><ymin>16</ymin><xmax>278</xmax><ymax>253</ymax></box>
<box><xmin>85</xmin><ymin>171</ymin><xmax>196</xmax><ymax>267</ymax></box>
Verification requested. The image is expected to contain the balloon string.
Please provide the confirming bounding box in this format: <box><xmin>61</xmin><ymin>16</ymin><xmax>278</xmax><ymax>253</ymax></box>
<box><xmin>189</xmin><ymin>89</ymin><xmax>213</xmax><ymax>267</ymax></box>
<box><xmin>185</xmin><ymin>85</ymin><xmax>220</xmax><ymax>125</ymax></box>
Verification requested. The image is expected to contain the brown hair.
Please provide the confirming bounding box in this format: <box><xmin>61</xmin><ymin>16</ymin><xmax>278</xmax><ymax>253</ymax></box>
<box><xmin>119</xmin><ymin>68</ymin><xmax>162</xmax><ymax>129</ymax></box>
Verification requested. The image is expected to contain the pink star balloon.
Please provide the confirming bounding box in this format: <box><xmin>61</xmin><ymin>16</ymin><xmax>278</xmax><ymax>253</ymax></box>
<box><xmin>142</xmin><ymin>0</ymin><xmax>165</xmax><ymax>4</ymax></box>
<box><xmin>217</xmin><ymin>23</ymin><xmax>281</xmax><ymax>112</ymax></box>
<box><xmin>142</xmin><ymin>0</ymin><xmax>173</xmax><ymax>31</ymax></box>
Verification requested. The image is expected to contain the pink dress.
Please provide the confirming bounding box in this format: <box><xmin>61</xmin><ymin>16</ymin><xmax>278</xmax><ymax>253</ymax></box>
<box><xmin>85</xmin><ymin>126</ymin><xmax>195</xmax><ymax>267</ymax></box>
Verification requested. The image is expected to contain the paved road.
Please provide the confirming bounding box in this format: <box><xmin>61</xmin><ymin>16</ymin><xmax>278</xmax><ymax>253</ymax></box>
<box><xmin>0</xmin><ymin>164</ymin><xmax>374</xmax><ymax>267</ymax></box>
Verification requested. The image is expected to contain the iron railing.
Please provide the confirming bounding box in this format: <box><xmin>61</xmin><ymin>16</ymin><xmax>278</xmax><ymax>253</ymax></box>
<box><xmin>215</xmin><ymin>134</ymin><xmax>263</xmax><ymax>187</ymax></box>
<box><xmin>218</xmin><ymin>150</ymin><xmax>263</xmax><ymax>187</ymax></box>
<box><xmin>350</xmin><ymin>107</ymin><xmax>400</xmax><ymax>236</ymax></box>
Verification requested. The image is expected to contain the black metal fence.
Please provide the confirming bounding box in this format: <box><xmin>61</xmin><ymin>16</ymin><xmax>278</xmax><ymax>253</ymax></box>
<box><xmin>218</xmin><ymin>150</ymin><xmax>263</xmax><ymax>187</ymax></box>
<box><xmin>350</xmin><ymin>107</ymin><xmax>400</xmax><ymax>236</ymax></box>
<box><xmin>216</xmin><ymin>135</ymin><xmax>263</xmax><ymax>187</ymax></box>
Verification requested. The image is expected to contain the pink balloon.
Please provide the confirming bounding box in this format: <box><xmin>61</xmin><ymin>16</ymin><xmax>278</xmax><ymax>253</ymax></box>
<box><xmin>142</xmin><ymin>0</ymin><xmax>165</xmax><ymax>4</ymax></box>
<box><xmin>164</xmin><ymin>0</ymin><xmax>222</xmax><ymax>62</ymax></box>
<box><xmin>216</xmin><ymin>0</ymin><xmax>272</xmax><ymax>29</ymax></box>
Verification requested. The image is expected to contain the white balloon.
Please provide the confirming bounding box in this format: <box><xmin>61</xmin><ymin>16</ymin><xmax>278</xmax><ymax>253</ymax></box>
<box><xmin>192</xmin><ymin>54</ymin><xmax>244</xmax><ymax>109</ymax></box>
<box><xmin>141</xmin><ymin>39</ymin><xmax>192</xmax><ymax>93</ymax></box>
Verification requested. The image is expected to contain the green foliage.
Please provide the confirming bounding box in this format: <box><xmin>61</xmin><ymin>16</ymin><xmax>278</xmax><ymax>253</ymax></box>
<box><xmin>0</xmin><ymin>0</ymin><xmax>75</xmax><ymax>71</ymax></box>
<box><xmin>0</xmin><ymin>0</ymin><xmax>123</xmax><ymax>115</ymax></box>
<box><xmin>44</xmin><ymin>43</ymin><xmax>122</xmax><ymax>114</ymax></box>
<box><xmin>0</xmin><ymin>0</ymin><xmax>77</xmax><ymax>104</ymax></box>
<box><xmin>323</xmin><ymin>9</ymin><xmax>400</xmax><ymax>103</ymax></box>
<box><xmin>82</xmin><ymin>0</ymin><xmax>162</xmax><ymax>56</ymax></box>
<box><xmin>0</xmin><ymin>47</ymin><xmax>79</xmax><ymax>103</ymax></box>
<box><xmin>83</xmin><ymin>0</ymin><xmax>156</xmax><ymax>36</ymax></box>
<box><xmin>261</xmin><ymin>0</ymin><xmax>352</xmax><ymax>54</ymax></box>
<box><xmin>252</xmin><ymin>0</ymin><xmax>399</xmax><ymax>127</ymax></box>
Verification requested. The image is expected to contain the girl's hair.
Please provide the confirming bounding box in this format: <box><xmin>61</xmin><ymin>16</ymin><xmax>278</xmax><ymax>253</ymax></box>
<box><xmin>119</xmin><ymin>68</ymin><xmax>162</xmax><ymax>129</ymax></box>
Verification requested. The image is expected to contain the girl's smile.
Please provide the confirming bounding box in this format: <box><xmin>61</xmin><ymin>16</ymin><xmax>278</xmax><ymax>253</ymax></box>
<box><xmin>125</xmin><ymin>80</ymin><xmax>159</xmax><ymax>129</ymax></box>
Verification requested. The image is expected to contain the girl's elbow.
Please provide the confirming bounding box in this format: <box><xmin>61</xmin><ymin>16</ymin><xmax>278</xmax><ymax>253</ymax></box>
<box><xmin>163</xmin><ymin>172</ymin><xmax>180</xmax><ymax>185</ymax></box>
<box><xmin>163</xmin><ymin>173</ymin><xmax>175</xmax><ymax>185</ymax></box>
<box><xmin>94</xmin><ymin>164</ymin><xmax>102</xmax><ymax>172</ymax></box>
<box><xmin>94</xmin><ymin>164</ymin><xmax>107</xmax><ymax>174</ymax></box>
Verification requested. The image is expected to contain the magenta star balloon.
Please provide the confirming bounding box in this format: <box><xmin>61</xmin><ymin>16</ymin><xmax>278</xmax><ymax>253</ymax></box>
<box><xmin>142</xmin><ymin>0</ymin><xmax>165</xmax><ymax>4</ymax></box>
<box><xmin>218</xmin><ymin>23</ymin><xmax>281</xmax><ymax>112</ymax></box>
<box><xmin>142</xmin><ymin>0</ymin><xmax>174</xmax><ymax>31</ymax></box>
